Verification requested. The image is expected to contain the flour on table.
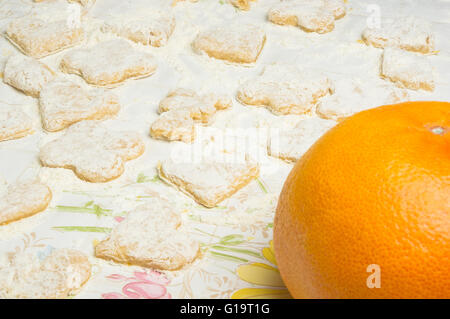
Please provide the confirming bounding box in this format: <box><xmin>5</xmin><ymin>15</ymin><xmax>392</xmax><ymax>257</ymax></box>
<box><xmin>67</xmin><ymin>0</ymin><xmax>95</xmax><ymax>6</ymax></box>
<box><xmin>34</xmin><ymin>0</ymin><xmax>95</xmax><ymax>15</ymax></box>
<box><xmin>0</xmin><ymin>0</ymin><xmax>448</xmax><ymax>298</ymax></box>
<box><xmin>172</xmin><ymin>0</ymin><xmax>198</xmax><ymax>6</ymax></box>
<box><xmin>175</xmin><ymin>0</ymin><xmax>257</xmax><ymax>10</ymax></box>
<box><xmin>0</xmin><ymin>176</ymin><xmax>6</xmax><ymax>196</ymax></box>
<box><xmin>68</xmin><ymin>0</ymin><xmax>96</xmax><ymax>14</ymax></box>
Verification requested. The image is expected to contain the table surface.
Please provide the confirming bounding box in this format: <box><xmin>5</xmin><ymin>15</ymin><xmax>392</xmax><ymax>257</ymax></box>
<box><xmin>0</xmin><ymin>0</ymin><xmax>449</xmax><ymax>299</ymax></box>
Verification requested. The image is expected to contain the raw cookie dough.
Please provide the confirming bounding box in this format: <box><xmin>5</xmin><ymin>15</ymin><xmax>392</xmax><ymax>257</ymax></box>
<box><xmin>95</xmin><ymin>203</ymin><xmax>199</xmax><ymax>270</ymax></box>
<box><xmin>362</xmin><ymin>16</ymin><xmax>435</xmax><ymax>54</ymax></box>
<box><xmin>268</xmin><ymin>0</ymin><xmax>346</xmax><ymax>34</ymax></box>
<box><xmin>39</xmin><ymin>121</ymin><xmax>145</xmax><ymax>183</ymax></box>
<box><xmin>151</xmin><ymin>89</ymin><xmax>232</xmax><ymax>143</ymax></box>
<box><xmin>381</xmin><ymin>48</ymin><xmax>434</xmax><ymax>91</ymax></box>
<box><xmin>6</xmin><ymin>15</ymin><xmax>84</xmax><ymax>59</ymax></box>
<box><xmin>39</xmin><ymin>78</ymin><xmax>120</xmax><ymax>132</ymax></box>
<box><xmin>0</xmin><ymin>248</ymin><xmax>91</xmax><ymax>299</ymax></box>
<box><xmin>0</xmin><ymin>105</ymin><xmax>34</xmax><ymax>142</ymax></box>
<box><xmin>0</xmin><ymin>181</ymin><xmax>52</xmax><ymax>225</ymax></box>
<box><xmin>3</xmin><ymin>55</ymin><xmax>55</xmax><ymax>98</ymax></box>
<box><xmin>60</xmin><ymin>39</ymin><xmax>158</xmax><ymax>87</ymax></box>
<box><xmin>237</xmin><ymin>64</ymin><xmax>333</xmax><ymax>115</ymax></box>
<box><xmin>158</xmin><ymin>157</ymin><xmax>260</xmax><ymax>208</ymax></box>
<box><xmin>193</xmin><ymin>24</ymin><xmax>266</xmax><ymax>64</ymax></box>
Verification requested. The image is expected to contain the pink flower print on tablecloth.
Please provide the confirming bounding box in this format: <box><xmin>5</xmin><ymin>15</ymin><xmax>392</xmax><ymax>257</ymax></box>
<box><xmin>102</xmin><ymin>270</ymin><xmax>171</xmax><ymax>299</ymax></box>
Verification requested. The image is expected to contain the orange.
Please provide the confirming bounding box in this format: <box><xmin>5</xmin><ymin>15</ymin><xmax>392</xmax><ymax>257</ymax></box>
<box><xmin>274</xmin><ymin>101</ymin><xmax>450</xmax><ymax>299</ymax></box>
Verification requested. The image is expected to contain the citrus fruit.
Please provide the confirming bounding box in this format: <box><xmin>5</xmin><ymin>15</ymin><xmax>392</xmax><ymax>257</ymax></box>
<box><xmin>274</xmin><ymin>101</ymin><xmax>450</xmax><ymax>298</ymax></box>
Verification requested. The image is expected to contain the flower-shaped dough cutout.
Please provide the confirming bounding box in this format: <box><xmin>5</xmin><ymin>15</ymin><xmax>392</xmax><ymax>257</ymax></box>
<box><xmin>268</xmin><ymin>0</ymin><xmax>346</xmax><ymax>34</ymax></box>
<box><xmin>150</xmin><ymin>89</ymin><xmax>232</xmax><ymax>143</ymax></box>
<box><xmin>237</xmin><ymin>64</ymin><xmax>334</xmax><ymax>115</ymax></box>
<box><xmin>39</xmin><ymin>121</ymin><xmax>145</xmax><ymax>183</ymax></box>
<box><xmin>95</xmin><ymin>203</ymin><xmax>200</xmax><ymax>270</ymax></box>
<box><xmin>60</xmin><ymin>39</ymin><xmax>158</xmax><ymax>87</ymax></box>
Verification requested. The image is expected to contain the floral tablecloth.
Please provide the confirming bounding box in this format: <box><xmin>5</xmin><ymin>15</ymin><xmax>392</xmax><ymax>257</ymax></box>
<box><xmin>0</xmin><ymin>0</ymin><xmax>449</xmax><ymax>299</ymax></box>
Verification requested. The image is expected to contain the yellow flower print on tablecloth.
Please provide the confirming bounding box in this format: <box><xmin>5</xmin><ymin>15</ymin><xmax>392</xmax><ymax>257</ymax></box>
<box><xmin>231</xmin><ymin>241</ymin><xmax>292</xmax><ymax>299</ymax></box>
